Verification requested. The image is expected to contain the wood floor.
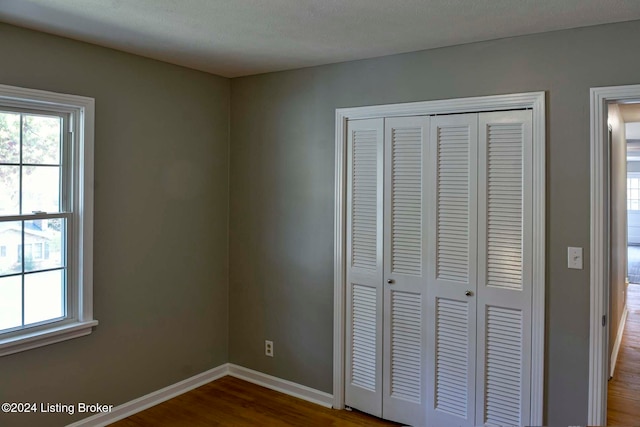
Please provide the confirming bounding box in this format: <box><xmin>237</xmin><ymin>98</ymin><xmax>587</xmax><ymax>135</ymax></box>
<box><xmin>608</xmin><ymin>283</ymin><xmax>640</xmax><ymax>426</ymax></box>
<box><xmin>111</xmin><ymin>376</ymin><xmax>399</xmax><ymax>426</ymax></box>
<box><xmin>105</xmin><ymin>290</ymin><xmax>640</xmax><ymax>427</ymax></box>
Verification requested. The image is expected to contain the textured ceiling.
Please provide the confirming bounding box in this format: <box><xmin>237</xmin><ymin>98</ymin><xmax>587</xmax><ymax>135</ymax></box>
<box><xmin>1</xmin><ymin>0</ymin><xmax>640</xmax><ymax>77</ymax></box>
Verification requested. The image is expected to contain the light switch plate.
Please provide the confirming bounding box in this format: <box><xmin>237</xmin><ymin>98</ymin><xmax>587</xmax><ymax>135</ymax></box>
<box><xmin>568</xmin><ymin>247</ymin><xmax>583</xmax><ymax>269</ymax></box>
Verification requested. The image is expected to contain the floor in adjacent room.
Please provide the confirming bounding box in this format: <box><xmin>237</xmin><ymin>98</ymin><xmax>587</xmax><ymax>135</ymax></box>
<box><xmin>111</xmin><ymin>376</ymin><xmax>399</xmax><ymax>426</ymax></box>
<box><xmin>607</xmin><ymin>282</ymin><xmax>640</xmax><ymax>425</ymax></box>
<box><xmin>627</xmin><ymin>246</ymin><xmax>640</xmax><ymax>284</ymax></box>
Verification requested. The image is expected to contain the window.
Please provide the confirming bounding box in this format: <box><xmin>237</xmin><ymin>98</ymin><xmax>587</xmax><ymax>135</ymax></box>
<box><xmin>629</xmin><ymin>175</ymin><xmax>640</xmax><ymax>211</ymax></box>
<box><xmin>0</xmin><ymin>84</ymin><xmax>95</xmax><ymax>356</ymax></box>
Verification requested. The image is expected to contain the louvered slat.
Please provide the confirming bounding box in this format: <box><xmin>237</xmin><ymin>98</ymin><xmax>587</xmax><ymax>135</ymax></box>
<box><xmin>391</xmin><ymin>128</ymin><xmax>422</xmax><ymax>276</ymax></box>
<box><xmin>352</xmin><ymin>129</ymin><xmax>378</xmax><ymax>270</ymax></box>
<box><xmin>351</xmin><ymin>284</ymin><xmax>377</xmax><ymax>391</ymax></box>
<box><xmin>436</xmin><ymin>125</ymin><xmax>470</xmax><ymax>283</ymax></box>
<box><xmin>486</xmin><ymin>124</ymin><xmax>523</xmax><ymax>290</ymax></box>
<box><xmin>484</xmin><ymin>306</ymin><xmax>522</xmax><ymax>426</ymax></box>
<box><xmin>435</xmin><ymin>298</ymin><xmax>469</xmax><ymax>418</ymax></box>
<box><xmin>390</xmin><ymin>290</ymin><xmax>422</xmax><ymax>402</ymax></box>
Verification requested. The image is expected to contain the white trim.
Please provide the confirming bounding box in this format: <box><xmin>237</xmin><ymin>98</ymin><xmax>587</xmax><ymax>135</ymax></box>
<box><xmin>66</xmin><ymin>364</ymin><xmax>231</xmax><ymax>427</ymax></box>
<box><xmin>78</xmin><ymin>95</ymin><xmax>95</xmax><ymax>323</ymax></box>
<box><xmin>589</xmin><ymin>84</ymin><xmax>640</xmax><ymax>426</ymax></box>
<box><xmin>0</xmin><ymin>83</ymin><xmax>96</xmax><ymax>357</ymax></box>
<box><xmin>335</xmin><ymin>92</ymin><xmax>544</xmax><ymax>120</ymax></box>
<box><xmin>0</xmin><ymin>320</ymin><xmax>97</xmax><ymax>357</ymax></box>
<box><xmin>333</xmin><ymin>91</ymin><xmax>546</xmax><ymax>423</ymax></box>
<box><xmin>228</xmin><ymin>364</ymin><xmax>334</xmax><ymax>408</ymax></box>
<box><xmin>333</xmin><ymin>109</ymin><xmax>347</xmax><ymax>409</ymax></box>
<box><xmin>66</xmin><ymin>364</ymin><xmax>334</xmax><ymax>426</ymax></box>
<box><xmin>610</xmin><ymin>304</ymin><xmax>628</xmax><ymax>378</ymax></box>
<box><xmin>530</xmin><ymin>92</ymin><xmax>546</xmax><ymax>425</ymax></box>
<box><xmin>0</xmin><ymin>84</ymin><xmax>95</xmax><ymax>112</ymax></box>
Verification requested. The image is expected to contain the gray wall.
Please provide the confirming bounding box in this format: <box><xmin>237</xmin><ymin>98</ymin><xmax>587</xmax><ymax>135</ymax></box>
<box><xmin>0</xmin><ymin>23</ymin><xmax>230</xmax><ymax>427</ymax></box>
<box><xmin>229</xmin><ymin>20</ymin><xmax>640</xmax><ymax>425</ymax></box>
<box><xmin>608</xmin><ymin>104</ymin><xmax>627</xmax><ymax>364</ymax></box>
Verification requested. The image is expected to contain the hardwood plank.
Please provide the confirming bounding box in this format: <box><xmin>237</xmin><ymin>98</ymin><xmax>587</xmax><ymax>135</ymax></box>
<box><xmin>111</xmin><ymin>376</ymin><xmax>399</xmax><ymax>426</ymax></box>
<box><xmin>608</xmin><ymin>283</ymin><xmax>640</xmax><ymax>425</ymax></box>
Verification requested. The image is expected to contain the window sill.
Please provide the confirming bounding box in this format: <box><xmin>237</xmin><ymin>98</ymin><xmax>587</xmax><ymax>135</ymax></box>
<box><xmin>0</xmin><ymin>320</ymin><xmax>98</xmax><ymax>357</ymax></box>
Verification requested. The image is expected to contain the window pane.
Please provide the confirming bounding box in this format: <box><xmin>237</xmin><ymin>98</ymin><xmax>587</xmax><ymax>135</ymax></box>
<box><xmin>22</xmin><ymin>166</ymin><xmax>60</xmax><ymax>213</ymax></box>
<box><xmin>0</xmin><ymin>275</ymin><xmax>22</xmax><ymax>331</ymax></box>
<box><xmin>0</xmin><ymin>221</ymin><xmax>22</xmax><ymax>276</ymax></box>
<box><xmin>24</xmin><ymin>218</ymin><xmax>64</xmax><ymax>272</ymax></box>
<box><xmin>24</xmin><ymin>270</ymin><xmax>64</xmax><ymax>325</ymax></box>
<box><xmin>0</xmin><ymin>166</ymin><xmax>20</xmax><ymax>215</ymax></box>
<box><xmin>0</xmin><ymin>111</ymin><xmax>20</xmax><ymax>163</ymax></box>
<box><xmin>22</xmin><ymin>115</ymin><xmax>61</xmax><ymax>165</ymax></box>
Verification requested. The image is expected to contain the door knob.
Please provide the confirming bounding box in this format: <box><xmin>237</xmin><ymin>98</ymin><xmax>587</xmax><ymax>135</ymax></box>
<box><xmin>387</xmin><ymin>279</ymin><xmax>394</xmax><ymax>284</ymax></box>
<box><xmin>465</xmin><ymin>290</ymin><xmax>473</xmax><ymax>297</ymax></box>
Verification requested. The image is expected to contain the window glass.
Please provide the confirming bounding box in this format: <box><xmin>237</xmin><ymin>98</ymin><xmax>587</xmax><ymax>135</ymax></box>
<box><xmin>0</xmin><ymin>111</ymin><xmax>67</xmax><ymax>334</ymax></box>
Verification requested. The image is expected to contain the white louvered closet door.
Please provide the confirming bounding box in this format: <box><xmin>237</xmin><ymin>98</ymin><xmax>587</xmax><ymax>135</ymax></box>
<box><xmin>426</xmin><ymin>114</ymin><xmax>479</xmax><ymax>427</ymax></box>
<box><xmin>345</xmin><ymin>118</ymin><xmax>384</xmax><ymax>417</ymax></box>
<box><xmin>382</xmin><ymin>116</ymin><xmax>429</xmax><ymax>427</ymax></box>
<box><xmin>475</xmin><ymin>110</ymin><xmax>532</xmax><ymax>426</ymax></box>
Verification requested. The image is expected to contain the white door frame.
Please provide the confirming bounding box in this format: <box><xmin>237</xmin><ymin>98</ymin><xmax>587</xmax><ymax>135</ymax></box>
<box><xmin>333</xmin><ymin>91</ymin><xmax>546</xmax><ymax>424</ymax></box>
<box><xmin>588</xmin><ymin>84</ymin><xmax>640</xmax><ymax>425</ymax></box>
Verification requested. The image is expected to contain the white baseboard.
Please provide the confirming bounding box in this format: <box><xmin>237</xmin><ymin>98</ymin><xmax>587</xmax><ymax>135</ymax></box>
<box><xmin>227</xmin><ymin>363</ymin><xmax>333</xmax><ymax>408</ymax></box>
<box><xmin>66</xmin><ymin>363</ymin><xmax>230</xmax><ymax>427</ymax></box>
<box><xmin>610</xmin><ymin>304</ymin><xmax>629</xmax><ymax>378</ymax></box>
<box><xmin>66</xmin><ymin>363</ymin><xmax>333</xmax><ymax>426</ymax></box>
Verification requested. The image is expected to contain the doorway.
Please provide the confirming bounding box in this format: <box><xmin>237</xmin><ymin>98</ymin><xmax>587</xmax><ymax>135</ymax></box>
<box><xmin>588</xmin><ymin>84</ymin><xmax>640</xmax><ymax>425</ymax></box>
<box><xmin>607</xmin><ymin>105</ymin><xmax>640</xmax><ymax>425</ymax></box>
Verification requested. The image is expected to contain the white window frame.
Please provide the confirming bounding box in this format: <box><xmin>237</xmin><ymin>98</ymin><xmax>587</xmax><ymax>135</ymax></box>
<box><xmin>0</xmin><ymin>84</ymin><xmax>96</xmax><ymax>357</ymax></box>
<box><xmin>627</xmin><ymin>173</ymin><xmax>640</xmax><ymax>211</ymax></box>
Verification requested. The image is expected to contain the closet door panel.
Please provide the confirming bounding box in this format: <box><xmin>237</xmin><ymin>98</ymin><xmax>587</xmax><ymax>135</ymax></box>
<box><xmin>382</xmin><ymin>116</ymin><xmax>429</xmax><ymax>426</ymax></box>
<box><xmin>426</xmin><ymin>113</ymin><xmax>478</xmax><ymax>427</ymax></box>
<box><xmin>476</xmin><ymin>110</ymin><xmax>532</xmax><ymax>426</ymax></box>
<box><xmin>346</xmin><ymin>118</ymin><xmax>384</xmax><ymax>417</ymax></box>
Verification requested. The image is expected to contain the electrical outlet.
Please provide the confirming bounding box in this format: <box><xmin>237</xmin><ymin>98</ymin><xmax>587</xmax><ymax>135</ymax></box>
<box><xmin>265</xmin><ymin>340</ymin><xmax>274</xmax><ymax>357</ymax></box>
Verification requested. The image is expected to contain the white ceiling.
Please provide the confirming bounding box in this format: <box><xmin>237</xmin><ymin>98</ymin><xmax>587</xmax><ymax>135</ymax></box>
<box><xmin>1</xmin><ymin>1</ymin><xmax>640</xmax><ymax>77</ymax></box>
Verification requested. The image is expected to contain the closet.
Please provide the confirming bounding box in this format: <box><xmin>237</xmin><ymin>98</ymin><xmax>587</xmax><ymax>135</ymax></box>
<box><xmin>344</xmin><ymin>110</ymin><xmax>533</xmax><ymax>427</ymax></box>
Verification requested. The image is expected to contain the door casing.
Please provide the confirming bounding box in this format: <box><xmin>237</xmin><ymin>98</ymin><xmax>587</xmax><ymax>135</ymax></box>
<box><xmin>588</xmin><ymin>84</ymin><xmax>640</xmax><ymax>425</ymax></box>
